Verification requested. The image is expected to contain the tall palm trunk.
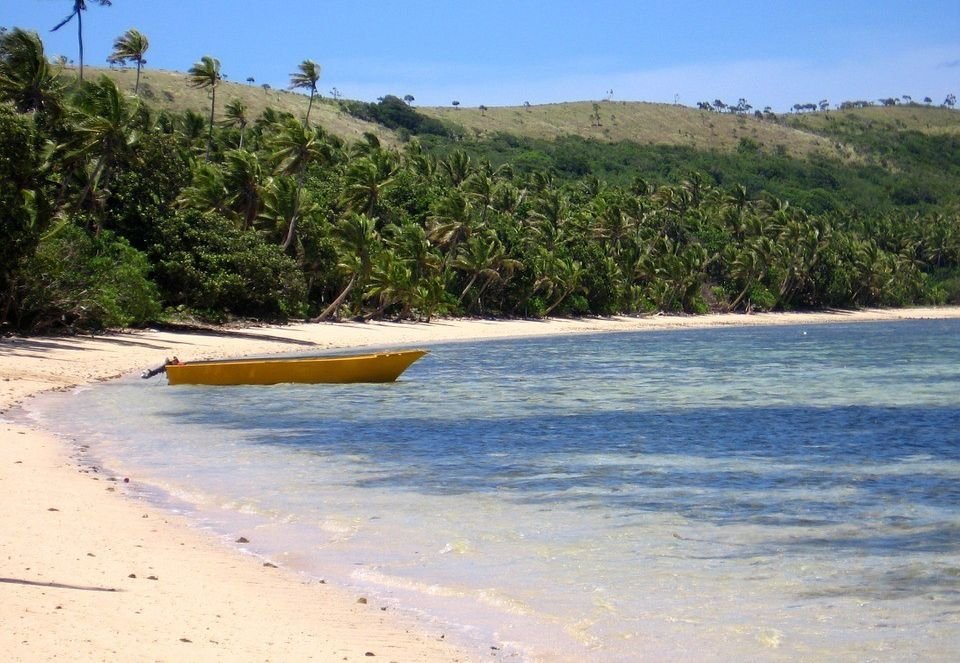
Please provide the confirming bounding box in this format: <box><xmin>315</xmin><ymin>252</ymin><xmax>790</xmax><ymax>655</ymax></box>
<box><xmin>281</xmin><ymin>170</ymin><xmax>305</xmax><ymax>252</ymax></box>
<box><xmin>76</xmin><ymin>153</ymin><xmax>107</xmax><ymax>213</ymax></box>
<box><xmin>76</xmin><ymin>10</ymin><xmax>84</xmax><ymax>81</ymax></box>
<box><xmin>242</xmin><ymin>195</ymin><xmax>257</xmax><ymax>230</ymax></box>
<box><xmin>312</xmin><ymin>274</ymin><xmax>356</xmax><ymax>322</ymax></box>
<box><xmin>458</xmin><ymin>273</ymin><xmax>480</xmax><ymax>303</ymax></box>
<box><xmin>729</xmin><ymin>283</ymin><xmax>752</xmax><ymax>311</ymax></box>
<box><xmin>543</xmin><ymin>286</ymin><xmax>574</xmax><ymax>316</ymax></box>
<box><xmin>305</xmin><ymin>90</ymin><xmax>314</xmax><ymax>127</ymax></box>
<box><xmin>205</xmin><ymin>84</ymin><xmax>216</xmax><ymax>161</ymax></box>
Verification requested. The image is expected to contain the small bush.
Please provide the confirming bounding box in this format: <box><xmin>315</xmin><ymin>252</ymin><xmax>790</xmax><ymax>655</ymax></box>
<box><xmin>16</xmin><ymin>224</ymin><xmax>161</xmax><ymax>331</ymax></box>
<box><xmin>930</xmin><ymin>270</ymin><xmax>960</xmax><ymax>304</ymax></box>
<box><xmin>747</xmin><ymin>285</ymin><xmax>777</xmax><ymax>311</ymax></box>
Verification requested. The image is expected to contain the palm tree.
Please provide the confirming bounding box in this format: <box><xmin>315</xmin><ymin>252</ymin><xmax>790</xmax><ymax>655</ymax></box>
<box><xmin>187</xmin><ymin>55</ymin><xmax>221</xmax><ymax>161</ymax></box>
<box><xmin>222</xmin><ymin>149</ymin><xmax>265</xmax><ymax>229</ymax></box>
<box><xmin>428</xmin><ymin>189</ymin><xmax>476</xmax><ymax>257</ymax></box>
<box><xmin>451</xmin><ymin>233</ymin><xmax>521</xmax><ymax>313</ymax></box>
<box><xmin>270</xmin><ymin>117</ymin><xmax>333</xmax><ymax>251</ymax></box>
<box><xmin>527</xmin><ymin>189</ymin><xmax>571</xmax><ymax>251</ymax></box>
<box><xmin>177</xmin><ymin>162</ymin><xmax>227</xmax><ymax>216</ymax></box>
<box><xmin>385</xmin><ymin>221</ymin><xmax>442</xmax><ymax>285</ymax></box>
<box><xmin>51</xmin><ymin>0</ymin><xmax>112</xmax><ymax>82</ymax></box>
<box><xmin>258</xmin><ymin>175</ymin><xmax>318</xmax><ymax>244</ymax></box>
<box><xmin>0</xmin><ymin>28</ymin><xmax>64</xmax><ymax>116</ymax></box>
<box><xmin>441</xmin><ymin>150</ymin><xmax>472</xmax><ymax>187</ymax></box>
<box><xmin>289</xmin><ymin>59</ymin><xmax>320</xmax><ymax>126</ymax></box>
<box><xmin>365</xmin><ymin>250</ymin><xmax>414</xmax><ymax>319</ymax></box>
<box><xmin>313</xmin><ymin>213</ymin><xmax>380</xmax><ymax>321</ymax></box>
<box><xmin>542</xmin><ymin>257</ymin><xmax>585</xmax><ymax>315</ymax></box>
<box><xmin>851</xmin><ymin>240</ymin><xmax>893</xmax><ymax>305</ymax></box>
<box><xmin>221</xmin><ymin>98</ymin><xmax>249</xmax><ymax>148</ymax></box>
<box><xmin>57</xmin><ymin>76</ymin><xmax>138</xmax><ymax>213</ymax></box>
<box><xmin>464</xmin><ymin>171</ymin><xmax>497</xmax><ymax>226</ymax></box>
<box><xmin>342</xmin><ymin>153</ymin><xmax>398</xmax><ymax>219</ymax></box>
<box><xmin>177</xmin><ymin>109</ymin><xmax>209</xmax><ymax>155</ymax></box>
<box><xmin>726</xmin><ymin>242</ymin><xmax>762</xmax><ymax>311</ymax></box>
<box><xmin>107</xmin><ymin>28</ymin><xmax>149</xmax><ymax>95</ymax></box>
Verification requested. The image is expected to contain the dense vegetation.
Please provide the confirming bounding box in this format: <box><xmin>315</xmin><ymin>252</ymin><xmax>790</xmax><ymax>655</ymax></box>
<box><xmin>2</xmin><ymin>27</ymin><xmax>959</xmax><ymax>333</ymax></box>
<box><xmin>341</xmin><ymin>95</ymin><xmax>451</xmax><ymax>139</ymax></box>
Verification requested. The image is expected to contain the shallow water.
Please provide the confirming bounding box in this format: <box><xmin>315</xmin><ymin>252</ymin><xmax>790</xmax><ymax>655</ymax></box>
<box><xmin>27</xmin><ymin>320</ymin><xmax>960</xmax><ymax>661</ymax></box>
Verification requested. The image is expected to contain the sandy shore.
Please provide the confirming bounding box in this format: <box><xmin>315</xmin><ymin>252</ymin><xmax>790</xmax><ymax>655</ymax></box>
<box><xmin>2</xmin><ymin>307</ymin><xmax>959</xmax><ymax>661</ymax></box>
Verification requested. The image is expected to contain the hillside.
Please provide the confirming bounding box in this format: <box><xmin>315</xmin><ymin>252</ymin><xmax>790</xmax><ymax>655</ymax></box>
<box><xmin>91</xmin><ymin>65</ymin><xmax>398</xmax><ymax>145</ymax></box>
<box><xmin>784</xmin><ymin>104</ymin><xmax>960</xmax><ymax>136</ymax></box>
<box><xmin>87</xmin><ymin>65</ymin><xmax>958</xmax><ymax>166</ymax></box>
<box><xmin>420</xmin><ymin>101</ymin><xmax>857</xmax><ymax>161</ymax></box>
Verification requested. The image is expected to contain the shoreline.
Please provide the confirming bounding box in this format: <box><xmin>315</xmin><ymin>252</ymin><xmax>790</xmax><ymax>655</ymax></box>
<box><xmin>3</xmin><ymin>307</ymin><xmax>960</xmax><ymax>661</ymax></box>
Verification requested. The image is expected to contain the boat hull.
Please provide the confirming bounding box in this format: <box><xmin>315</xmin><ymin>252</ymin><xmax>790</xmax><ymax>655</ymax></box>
<box><xmin>164</xmin><ymin>349</ymin><xmax>428</xmax><ymax>386</ymax></box>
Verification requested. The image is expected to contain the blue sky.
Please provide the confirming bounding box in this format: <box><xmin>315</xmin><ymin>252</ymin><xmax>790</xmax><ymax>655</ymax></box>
<box><xmin>5</xmin><ymin>1</ymin><xmax>959</xmax><ymax>110</ymax></box>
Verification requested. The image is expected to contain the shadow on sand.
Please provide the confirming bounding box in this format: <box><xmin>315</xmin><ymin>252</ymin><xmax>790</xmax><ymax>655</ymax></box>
<box><xmin>0</xmin><ymin>577</ymin><xmax>121</xmax><ymax>592</ymax></box>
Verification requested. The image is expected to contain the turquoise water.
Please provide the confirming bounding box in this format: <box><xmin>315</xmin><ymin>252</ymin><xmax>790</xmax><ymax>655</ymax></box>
<box><xmin>27</xmin><ymin>320</ymin><xmax>960</xmax><ymax>661</ymax></box>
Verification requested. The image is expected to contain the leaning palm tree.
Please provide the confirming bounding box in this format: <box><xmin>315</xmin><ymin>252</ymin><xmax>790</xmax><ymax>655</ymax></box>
<box><xmin>0</xmin><ymin>28</ymin><xmax>64</xmax><ymax>116</ymax></box>
<box><xmin>288</xmin><ymin>59</ymin><xmax>321</xmax><ymax>126</ymax></box>
<box><xmin>187</xmin><ymin>55</ymin><xmax>221</xmax><ymax>160</ymax></box>
<box><xmin>451</xmin><ymin>233</ymin><xmax>520</xmax><ymax>313</ymax></box>
<box><xmin>364</xmin><ymin>249</ymin><xmax>414</xmax><ymax>319</ymax></box>
<box><xmin>107</xmin><ymin>28</ymin><xmax>149</xmax><ymax>95</ymax></box>
<box><xmin>51</xmin><ymin>0</ymin><xmax>112</xmax><ymax>82</ymax></box>
<box><xmin>313</xmin><ymin>213</ymin><xmax>380</xmax><ymax>321</ymax></box>
<box><xmin>57</xmin><ymin>76</ymin><xmax>138</xmax><ymax>213</ymax></box>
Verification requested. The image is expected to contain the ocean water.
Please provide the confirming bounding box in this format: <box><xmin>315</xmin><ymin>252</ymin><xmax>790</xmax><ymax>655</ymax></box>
<box><xmin>25</xmin><ymin>320</ymin><xmax>960</xmax><ymax>661</ymax></box>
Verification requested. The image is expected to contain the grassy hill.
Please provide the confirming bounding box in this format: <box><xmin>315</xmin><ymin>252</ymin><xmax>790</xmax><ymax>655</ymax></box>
<box><xmin>784</xmin><ymin>104</ymin><xmax>960</xmax><ymax>136</ymax></box>
<box><xmin>86</xmin><ymin>65</ymin><xmax>956</xmax><ymax>162</ymax></box>
<box><xmin>420</xmin><ymin>101</ymin><xmax>856</xmax><ymax>161</ymax></box>
<box><xmin>91</xmin><ymin>65</ymin><xmax>398</xmax><ymax>145</ymax></box>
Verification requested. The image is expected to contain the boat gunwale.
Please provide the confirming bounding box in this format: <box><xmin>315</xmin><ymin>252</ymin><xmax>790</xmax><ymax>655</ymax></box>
<box><xmin>172</xmin><ymin>349</ymin><xmax>428</xmax><ymax>368</ymax></box>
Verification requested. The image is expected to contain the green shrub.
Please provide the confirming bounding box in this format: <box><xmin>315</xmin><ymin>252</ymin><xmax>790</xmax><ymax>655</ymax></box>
<box><xmin>747</xmin><ymin>285</ymin><xmax>777</xmax><ymax>311</ymax></box>
<box><xmin>150</xmin><ymin>209</ymin><xmax>307</xmax><ymax>320</ymax></box>
<box><xmin>929</xmin><ymin>269</ymin><xmax>960</xmax><ymax>304</ymax></box>
<box><xmin>16</xmin><ymin>224</ymin><xmax>160</xmax><ymax>331</ymax></box>
<box><xmin>0</xmin><ymin>104</ymin><xmax>42</xmax><ymax>323</ymax></box>
<box><xmin>565</xmin><ymin>294</ymin><xmax>590</xmax><ymax>315</ymax></box>
<box><xmin>341</xmin><ymin>95</ymin><xmax>450</xmax><ymax>137</ymax></box>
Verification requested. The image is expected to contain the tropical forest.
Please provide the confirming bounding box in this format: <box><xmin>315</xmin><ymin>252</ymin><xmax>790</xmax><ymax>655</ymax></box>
<box><xmin>2</xmin><ymin>23</ymin><xmax>960</xmax><ymax>333</ymax></box>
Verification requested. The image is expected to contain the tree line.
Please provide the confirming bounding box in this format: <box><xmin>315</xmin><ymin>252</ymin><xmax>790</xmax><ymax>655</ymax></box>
<box><xmin>1</xmin><ymin>27</ymin><xmax>959</xmax><ymax>333</ymax></box>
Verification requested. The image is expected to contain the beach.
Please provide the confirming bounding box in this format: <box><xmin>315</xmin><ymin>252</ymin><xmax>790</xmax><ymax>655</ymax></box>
<box><xmin>3</xmin><ymin>307</ymin><xmax>960</xmax><ymax>662</ymax></box>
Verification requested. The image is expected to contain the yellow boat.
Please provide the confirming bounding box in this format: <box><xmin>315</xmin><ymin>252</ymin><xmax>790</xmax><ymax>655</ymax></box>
<box><xmin>159</xmin><ymin>349</ymin><xmax>428</xmax><ymax>386</ymax></box>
